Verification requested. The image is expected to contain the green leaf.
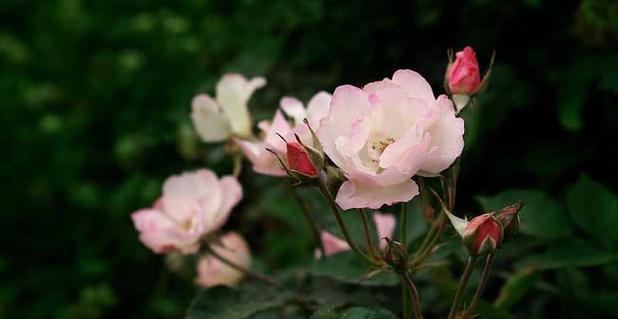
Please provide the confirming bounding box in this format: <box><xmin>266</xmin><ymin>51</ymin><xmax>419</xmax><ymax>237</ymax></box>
<box><xmin>567</xmin><ymin>175</ymin><xmax>618</xmax><ymax>248</ymax></box>
<box><xmin>494</xmin><ymin>268</ymin><xmax>541</xmax><ymax>310</ymax></box>
<box><xmin>311</xmin><ymin>306</ymin><xmax>398</xmax><ymax>319</ymax></box>
<box><xmin>307</xmin><ymin>252</ymin><xmax>398</xmax><ymax>286</ymax></box>
<box><xmin>185</xmin><ymin>283</ymin><xmax>292</xmax><ymax>319</ymax></box>
<box><xmin>477</xmin><ymin>189</ymin><xmax>573</xmax><ymax>239</ymax></box>
<box><xmin>519</xmin><ymin>240</ymin><xmax>614</xmax><ymax>269</ymax></box>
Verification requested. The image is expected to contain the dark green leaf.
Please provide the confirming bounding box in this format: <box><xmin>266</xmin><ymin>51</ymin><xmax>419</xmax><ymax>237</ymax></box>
<box><xmin>519</xmin><ymin>240</ymin><xmax>614</xmax><ymax>269</ymax></box>
<box><xmin>307</xmin><ymin>252</ymin><xmax>398</xmax><ymax>286</ymax></box>
<box><xmin>185</xmin><ymin>283</ymin><xmax>292</xmax><ymax>319</ymax></box>
<box><xmin>477</xmin><ymin>189</ymin><xmax>573</xmax><ymax>239</ymax></box>
<box><xmin>495</xmin><ymin>268</ymin><xmax>541</xmax><ymax>310</ymax></box>
<box><xmin>311</xmin><ymin>306</ymin><xmax>398</xmax><ymax>319</ymax></box>
<box><xmin>567</xmin><ymin>175</ymin><xmax>618</xmax><ymax>248</ymax></box>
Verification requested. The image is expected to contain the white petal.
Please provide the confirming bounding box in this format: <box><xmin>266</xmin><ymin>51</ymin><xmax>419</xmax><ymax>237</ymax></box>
<box><xmin>216</xmin><ymin>74</ymin><xmax>266</xmax><ymax>137</ymax></box>
<box><xmin>191</xmin><ymin>94</ymin><xmax>231</xmax><ymax>142</ymax></box>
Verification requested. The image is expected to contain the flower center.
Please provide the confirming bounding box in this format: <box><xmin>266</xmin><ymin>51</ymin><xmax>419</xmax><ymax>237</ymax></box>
<box><xmin>370</xmin><ymin>137</ymin><xmax>394</xmax><ymax>157</ymax></box>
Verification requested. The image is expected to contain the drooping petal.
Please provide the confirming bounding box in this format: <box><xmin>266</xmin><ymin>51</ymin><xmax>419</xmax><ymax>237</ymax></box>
<box><xmin>335</xmin><ymin>179</ymin><xmax>419</xmax><ymax>210</ymax></box>
<box><xmin>191</xmin><ymin>94</ymin><xmax>231</xmax><ymax>142</ymax></box>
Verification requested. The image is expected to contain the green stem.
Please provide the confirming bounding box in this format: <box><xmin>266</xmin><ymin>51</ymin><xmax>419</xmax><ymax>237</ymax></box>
<box><xmin>463</xmin><ymin>253</ymin><xmax>497</xmax><ymax>317</ymax></box>
<box><xmin>411</xmin><ymin>215</ymin><xmax>447</xmax><ymax>269</ymax></box>
<box><xmin>203</xmin><ymin>245</ymin><xmax>281</xmax><ymax>287</ymax></box>
<box><xmin>287</xmin><ymin>184</ymin><xmax>325</xmax><ymax>257</ymax></box>
<box><xmin>446</xmin><ymin>256</ymin><xmax>478</xmax><ymax>319</ymax></box>
<box><xmin>403</xmin><ymin>271</ymin><xmax>424</xmax><ymax>319</ymax></box>
<box><xmin>402</xmin><ymin>283</ymin><xmax>410</xmax><ymax>319</ymax></box>
<box><xmin>400</xmin><ymin>202</ymin><xmax>408</xmax><ymax>245</ymax></box>
<box><xmin>317</xmin><ymin>183</ymin><xmax>374</xmax><ymax>264</ymax></box>
<box><xmin>359</xmin><ymin>208</ymin><xmax>378</xmax><ymax>257</ymax></box>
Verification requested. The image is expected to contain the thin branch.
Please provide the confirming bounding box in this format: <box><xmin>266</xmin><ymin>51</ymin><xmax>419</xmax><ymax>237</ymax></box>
<box><xmin>316</xmin><ymin>183</ymin><xmax>375</xmax><ymax>265</ymax></box>
<box><xmin>446</xmin><ymin>256</ymin><xmax>478</xmax><ymax>319</ymax></box>
<box><xmin>359</xmin><ymin>208</ymin><xmax>378</xmax><ymax>257</ymax></box>
<box><xmin>287</xmin><ymin>184</ymin><xmax>325</xmax><ymax>257</ymax></box>
<box><xmin>203</xmin><ymin>245</ymin><xmax>281</xmax><ymax>288</ymax></box>
<box><xmin>462</xmin><ymin>252</ymin><xmax>497</xmax><ymax>317</ymax></box>
<box><xmin>403</xmin><ymin>271</ymin><xmax>424</xmax><ymax>319</ymax></box>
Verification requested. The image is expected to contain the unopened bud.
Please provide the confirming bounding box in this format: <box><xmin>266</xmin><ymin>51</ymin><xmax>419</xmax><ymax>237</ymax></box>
<box><xmin>382</xmin><ymin>238</ymin><xmax>408</xmax><ymax>271</ymax></box>
<box><xmin>496</xmin><ymin>202</ymin><xmax>523</xmax><ymax>241</ymax></box>
<box><xmin>445</xmin><ymin>46</ymin><xmax>495</xmax><ymax>113</ymax></box>
<box><xmin>286</xmin><ymin>142</ymin><xmax>319</xmax><ymax>177</ymax></box>
<box><xmin>462</xmin><ymin>214</ymin><xmax>503</xmax><ymax>256</ymax></box>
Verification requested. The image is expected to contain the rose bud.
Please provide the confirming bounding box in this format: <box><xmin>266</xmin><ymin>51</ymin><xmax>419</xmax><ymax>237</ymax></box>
<box><xmin>445</xmin><ymin>46</ymin><xmax>494</xmax><ymax>113</ymax></box>
<box><xmin>462</xmin><ymin>213</ymin><xmax>503</xmax><ymax>256</ymax></box>
<box><xmin>381</xmin><ymin>238</ymin><xmax>408</xmax><ymax>271</ymax></box>
<box><xmin>496</xmin><ymin>202</ymin><xmax>523</xmax><ymax>241</ymax></box>
<box><xmin>441</xmin><ymin>197</ymin><xmax>503</xmax><ymax>256</ymax></box>
<box><xmin>286</xmin><ymin>141</ymin><xmax>319</xmax><ymax>178</ymax></box>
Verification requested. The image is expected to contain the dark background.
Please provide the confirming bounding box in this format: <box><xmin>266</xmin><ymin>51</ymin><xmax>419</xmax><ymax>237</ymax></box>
<box><xmin>1</xmin><ymin>0</ymin><xmax>617</xmax><ymax>318</ymax></box>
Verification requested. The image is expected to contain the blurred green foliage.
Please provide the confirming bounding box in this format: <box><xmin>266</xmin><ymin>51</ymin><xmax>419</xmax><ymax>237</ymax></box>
<box><xmin>1</xmin><ymin>0</ymin><xmax>617</xmax><ymax>318</ymax></box>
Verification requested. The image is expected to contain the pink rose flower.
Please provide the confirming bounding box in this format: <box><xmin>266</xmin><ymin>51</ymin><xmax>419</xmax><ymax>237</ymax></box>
<box><xmin>191</xmin><ymin>73</ymin><xmax>266</xmax><ymax>142</ymax></box>
<box><xmin>236</xmin><ymin>92</ymin><xmax>331</xmax><ymax>176</ymax></box>
<box><xmin>131</xmin><ymin>169</ymin><xmax>242</xmax><ymax>254</ymax></box>
<box><xmin>315</xmin><ymin>212</ymin><xmax>395</xmax><ymax>258</ymax></box>
<box><xmin>447</xmin><ymin>46</ymin><xmax>481</xmax><ymax>95</ymax></box>
<box><xmin>195</xmin><ymin>232</ymin><xmax>252</xmax><ymax>287</ymax></box>
<box><xmin>316</xmin><ymin>70</ymin><xmax>464</xmax><ymax>210</ymax></box>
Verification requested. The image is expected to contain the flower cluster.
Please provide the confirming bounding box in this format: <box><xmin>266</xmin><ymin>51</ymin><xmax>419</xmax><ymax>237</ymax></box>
<box><xmin>130</xmin><ymin>46</ymin><xmax>507</xmax><ymax>304</ymax></box>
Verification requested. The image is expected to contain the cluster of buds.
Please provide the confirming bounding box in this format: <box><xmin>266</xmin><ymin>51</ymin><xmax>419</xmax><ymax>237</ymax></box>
<box><xmin>444</xmin><ymin>201</ymin><xmax>523</xmax><ymax>256</ymax></box>
<box><xmin>445</xmin><ymin>46</ymin><xmax>494</xmax><ymax>113</ymax></box>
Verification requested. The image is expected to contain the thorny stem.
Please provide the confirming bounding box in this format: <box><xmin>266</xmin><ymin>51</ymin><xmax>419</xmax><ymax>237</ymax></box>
<box><xmin>202</xmin><ymin>245</ymin><xmax>281</xmax><ymax>288</ymax></box>
<box><xmin>287</xmin><ymin>184</ymin><xmax>325</xmax><ymax>257</ymax></box>
<box><xmin>403</xmin><ymin>271</ymin><xmax>424</xmax><ymax>319</ymax></box>
<box><xmin>446</xmin><ymin>256</ymin><xmax>478</xmax><ymax>319</ymax></box>
<box><xmin>359</xmin><ymin>208</ymin><xmax>378</xmax><ymax>257</ymax></box>
<box><xmin>463</xmin><ymin>252</ymin><xmax>497</xmax><ymax>317</ymax></box>
<box><xmin>317</xmin><ymin>183</ymin><xmax>375</xmax><ymax>265</ymax></box>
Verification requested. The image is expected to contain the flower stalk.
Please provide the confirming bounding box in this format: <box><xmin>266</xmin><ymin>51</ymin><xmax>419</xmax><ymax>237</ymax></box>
<box><xmin>287</xmin><ymin>183</ymin><xmax>325</xmax><ymax>257</ymax></box>
<box><xmin>446</xmin><ymin>256</ymin><xmax>478</xmax><ymax>319</ymax></box>
<box><xmin>201</xmin><ymin>244</ymin><xmax>281</xmax><ymax>288</ymax></box>
<box><xmin>317</xmin><ymin>182</ymin><xmax>375</xmax><ymax>265</ymax></box>
<box><xmin>462</xmin><ymin>252</ymin><xmax>497</xmax><ymax>317</ymax></box>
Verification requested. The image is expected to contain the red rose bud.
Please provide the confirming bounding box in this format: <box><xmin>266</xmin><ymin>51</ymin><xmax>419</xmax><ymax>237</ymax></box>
<box><xmin>496</xmin><ymin>202</ymin><xmax>523</xmax><ymax>241</ymax></box>
<box><xmin>447</xmin><ymin>46</ymin><xmax>481</xmax><ymax>95</ymax></box>
<box><xmin>462</xmin><ymin>214</ymin><xmax>503</xmax><ymax>256</ymax></box>
<box><xmin>286</xmin><ymin>142</ymin><xmax>318</xmax><ymax>177</ymax></box>
<box><xmin>445</xmin><ymin>46</ymin><xmax>495</xmax><ymax>113</ymax></box>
